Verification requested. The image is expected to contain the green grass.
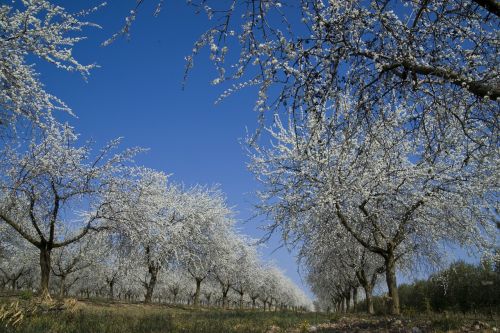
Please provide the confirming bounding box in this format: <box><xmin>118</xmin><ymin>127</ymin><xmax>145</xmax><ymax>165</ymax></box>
<box><xmin>1</xmin><ymin>297</ymin><xmax>497</xmax><ymax>333</ymax></box>
<box><xmin>0</xmin><ymin>299</ymin><xmax>334</xmax><ymax>333</ymax></box>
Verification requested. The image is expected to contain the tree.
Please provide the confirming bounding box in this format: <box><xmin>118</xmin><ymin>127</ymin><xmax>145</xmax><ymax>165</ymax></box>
<box><xmin>0</xmin><ymin>231</ymin><xmax>37</xmax><ymax>291</ymax></box>
<box><xmin>178</xmin><ymin>185</ymin><xmax>234</xmax><ymax>307</ymax></box>
<box><xmin>250</xmin><ymin>97</ymin><xmax>498</xmax><ymax>314</ymax></box>
<box><xmin>231</xmin><ymin>241</ymin><xmax>260</xmax><ymax>309</ymax></box>
<box><xmin>0</xmin><ymin>121</ymin><xmax>139</xmax><ymax>298</ymax></box>
<box><xmin>300</xmin><ymin>223</ymin><xmax>385</xmax><ymax>314</ymax></box>
<box><xmin>51</xmin><ymin>232</ymin><xmax>107</xmax><ymax>298</ymax></box>
<box><xmin>178</xmin><ymin>0</ymin><xmax>499</xmax><ymax>153</ymax></box>
<box><xmin>212</xmin><ymin>231</ymin><xmax>245</xmax><ymax>309</ymax></box>
<box><xmin>163</xmin><ymin>268</ymin><xmax>191</xmax><ymax>305</ymax></box>
<box><xmin>0</xmin><ymin>0</ymin><xmax>100</xmax><ymax>130</ymax></box>
<box><xmin>110</xmin><ymin>168</ymin><xmax>189</xmax><ymax>304</ymax></box>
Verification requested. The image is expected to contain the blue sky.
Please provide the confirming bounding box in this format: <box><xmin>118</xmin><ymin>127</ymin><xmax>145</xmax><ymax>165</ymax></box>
<box><xmin>39</xmin><ymin>1</ymin><xmax>312</xmax><ymax>295</ymax></box>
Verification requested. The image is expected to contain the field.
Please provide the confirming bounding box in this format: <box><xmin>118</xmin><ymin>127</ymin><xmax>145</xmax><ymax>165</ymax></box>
<box><xmin>0</xmin><ymin>297</ymin><xmax>329</xmax><ymax>333</ymax></box>
<box><xmin>0</xmin><ymin>297</ymin><xmax>498</xmax><ymax>333</ymax></box>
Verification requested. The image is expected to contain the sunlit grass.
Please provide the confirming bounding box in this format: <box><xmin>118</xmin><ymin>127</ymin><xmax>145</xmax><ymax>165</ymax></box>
<box><xmin>0</xmin><ymin>298</ymin><xmax>333</xmax><ymax>333</ymax></box>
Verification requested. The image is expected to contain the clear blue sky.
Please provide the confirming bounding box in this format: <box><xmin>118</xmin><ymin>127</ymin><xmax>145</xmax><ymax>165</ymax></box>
<box><xmin>40</xmin><ymin>1</ymin><xmax>312</xmax><ymax>295</ymax></box>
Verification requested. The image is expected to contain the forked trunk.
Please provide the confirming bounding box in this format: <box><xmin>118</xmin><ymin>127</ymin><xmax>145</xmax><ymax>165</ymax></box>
<box><xmin>239</xmin><ymin>292</ymin><xmax>244</xmax><ymax>309</ymax></box>
<box><xmin>222</xmin><ymin>288</ymin><xmax>229</xmax><ymax>309</ymax></box>
<box><xmin>251</xmin><ymin>297</ymin><xmax>257</xmax><ymax>309</ymax></box>
<box><xmin>193</xmin><ymin>278</ymin><xmax>202</xmax><ymax>307</ymax></box>
<box><xmin>144</xmin><ymin>264</ymin><xmax>159</xmax><ymax>304</ymax></box>
<box><xmin>173</xmin><ymin>293</ymin><xmax>178</xmax><ymax>304</ymax></box>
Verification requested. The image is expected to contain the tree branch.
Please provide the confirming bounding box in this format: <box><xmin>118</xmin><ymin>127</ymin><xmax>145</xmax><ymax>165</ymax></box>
<box><xmin>472</xmin><ymin>0</ymin><xmax>500</xmax><ymax>17</ymax></box>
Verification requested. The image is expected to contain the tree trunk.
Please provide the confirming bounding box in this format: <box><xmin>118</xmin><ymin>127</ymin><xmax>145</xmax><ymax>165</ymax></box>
<box><xmin>385</xmin><ymin>253</ymin><xmax>400</xmax><ymax>315</ymax></box>
<box><xmin>364</xmin><ymin>285</ymin><xmax>374</xmax><ymax>314</ymax></box>
<box><xmin>352</xmin><ymin>287</ymin><xmax>358</xmax><ymax>312</ymax></box>
<box><xmin>59</xmin><ymin>275</ymin><xmax>66</xmax><ymax>298</ymax></box>
<box><xmin>345</xmin><ymin>293</ymin><xmax>351</xmax><ymax>312</ymax></box>
<box><xmin>222</xmin><ymin>294</ymin><xmax>226</xmax><ymax>308</ymax></box>
<box><xmin>239</xmin><ymin>292</ymin><xmax>244</xmax><ymax>309</ymax></box>
<box><xmin>193</xmin><ymin>278</ymin><xmax>202</xmax><ymax>307</ymax></box>
<box><xmin>109</xmin><ymin>280</ymin><xmax>114</xmax><ymax>299</ymax></box>
<box><xmin>222</xmin><ymin>289</ymin><xmax>229</xmax><ymax>309</ymax></box>
<box><xmin>144</xmin><ymin>265</ymin><xmax>159</xmax><ymax>304</ymax></box>
<box><xmin>39</xmin><ymin>247</ymin><xmax>52</xmax><ymax>299</ymax></box>
<box><xmin>252</xmin><ymin>297</ymin><xmax>257</xmax><ymax>309</ymax></box>
<box><xmin>173</xmin><ymin>293</ymin><xmax>177</xmax><ymax>304</ymax></box>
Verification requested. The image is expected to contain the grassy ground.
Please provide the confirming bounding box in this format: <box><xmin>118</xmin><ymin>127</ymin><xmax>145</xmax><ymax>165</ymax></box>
<box><xmin>0</xmin><ymin>298</ymin><xmax>333</xmax><ymax>333</ymax></box>
<box><xmin>0</xmin><ymin>297</ymin><xmax>498</xmax><ymax>333</ymax></box>
<box><xmin>313</xmin><ymin>312</ymin><xmax>499</xmax><ymax>332</ymax></box>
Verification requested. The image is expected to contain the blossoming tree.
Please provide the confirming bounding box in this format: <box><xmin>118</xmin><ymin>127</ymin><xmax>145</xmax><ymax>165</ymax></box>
<box><xmin>0</xmin><ymin>121</ymin><xmax>139</xmax><ymax>298</ymax></box>
<box><xmin>250</xmin><ymin>97</ymin><xmax>498</xmax><ymax>314</ymax></box>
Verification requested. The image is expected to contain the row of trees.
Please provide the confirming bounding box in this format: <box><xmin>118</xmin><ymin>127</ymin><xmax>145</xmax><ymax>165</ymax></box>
<box><xmin>249</xmin><ymin>96</ymin><xmax>498</xmax><ymax>314</ymax></box>
<box><xmin>0</xmin><ymin>120</ymin><xmax>311</xmax><ymax>310</ymax></box>
<box><xmin>175</xmin><ymin>0</ymin><xmax>497</xmax><ymax>315</ymax></box>
<box><xmin>0</xmin><ymin>0</ymin><xmax>312</xmax><ymax>311</ymax></box>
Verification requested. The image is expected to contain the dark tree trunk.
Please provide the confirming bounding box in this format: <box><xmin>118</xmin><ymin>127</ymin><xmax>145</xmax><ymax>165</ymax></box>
<box><xmin>39</xmin><ymin>247</ymin><xmax>52</xmax><ymax>299</ymax></box>
<box><xmin>239</xmin><ymin>292</ymin><xmax>244</xmax><ymax>309</ymax></box>
<box><xmin>222</xmin><ymin>289</ymin><xmax>229</xmax><ymax>309</ymax></box>
<box><xmin>144</xmin><ymin>264</ymin><xmax>159</xmax><ymax>304</ymax></box>
<box><xmin>352</xmin><ymin>287</ymin><xmax>358</xmax><ymax>312</ymax></box>
<box><xmin>385</xmin><ymin>252</ymin><xmax>400</xmax><ymax>315</ymax></box>
<box><xmin>193</xmin><ymin>278</ymin><xmax>202</xmax><ymax>307</ymax></box>
<box><xmin>251</xmin><ymin>297</ymin><xmax>257</xmax><ymax>309</ymax></box>
<box><xmin>109</xmin><ymin>280</ymin><xmax>115</xmax><ymax>299</ymax></box>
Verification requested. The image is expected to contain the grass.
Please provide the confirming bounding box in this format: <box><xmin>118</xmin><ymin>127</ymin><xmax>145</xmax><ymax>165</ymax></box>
<box><xmin>1</xmin><ymin>296</ymin><xmax>497</xmax><ymax>333</ymax></box>
<box><xmin>0</xmin><ymin>298</ymin><xmax>334</xmax><ymax>333</ymax></box>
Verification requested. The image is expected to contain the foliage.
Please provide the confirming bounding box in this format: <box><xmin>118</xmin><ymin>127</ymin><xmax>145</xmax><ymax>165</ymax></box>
<box><xmin>399</xmin><ymin>261</ymin><xmax>500</xmax><ymax>313</ymax></box>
